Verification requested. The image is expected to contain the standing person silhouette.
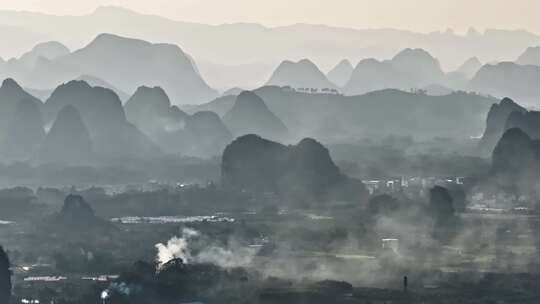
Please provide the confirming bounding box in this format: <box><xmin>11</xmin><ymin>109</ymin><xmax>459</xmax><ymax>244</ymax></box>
<box><xmin>403</xmin><ymin>275</ymin><xmax>408</xmax><ymax>292</ymax></box>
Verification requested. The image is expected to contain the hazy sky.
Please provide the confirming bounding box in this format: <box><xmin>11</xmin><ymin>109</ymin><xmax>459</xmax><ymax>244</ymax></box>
<box><xmin>2</xmin><ymin>0</ymin><xmax>540</xmax><ymax>33</ymax></box>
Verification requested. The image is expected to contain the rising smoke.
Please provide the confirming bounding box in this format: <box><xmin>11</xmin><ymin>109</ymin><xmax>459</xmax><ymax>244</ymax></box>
<box><xmin>155</xmin><ymin>228</ymin><xmax>258</xmax><ymax>268</ymax></box>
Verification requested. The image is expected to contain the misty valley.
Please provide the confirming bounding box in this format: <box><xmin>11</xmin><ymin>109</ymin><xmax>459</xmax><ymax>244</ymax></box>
<box><xmin>3</xmin><ymin>5</ymin><xmax>540</xmax><ymax>304</ymax></box>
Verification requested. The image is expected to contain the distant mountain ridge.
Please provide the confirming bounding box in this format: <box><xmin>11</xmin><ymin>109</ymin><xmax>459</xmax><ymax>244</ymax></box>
<box><xmin>76</xmin><ymin>74</ymin><xmax>130</xmax><ymax>101</ymax></box>
<box><xmin>124</xmin><ymin>85</ymin><xmax>231</xmax><ymax>157</ymax></box>
<box><xmin>184</xmin><ymin>85</ymin><xmax>496</xmax><ymax>142</ymax></box>
<box><xmin>125</xmin><ymin>85</ymin><xmax>185</xmax><ymax>136</ymax></box>
<box><xmin>327</xmin><ymin>59</ymin><xmax>353</xmax><ymax>87</ymax></box>
<box><xmin>0</xmin><ymin>41</ymin><xmax>71</xmax><ymax>88</ymax></box>
<box><xmin>59</xmin><ymin>33</ymin><xmax>217</xmax><ymax>104</ymax></box>
<box><xmin>516</xmin><ymin>46</ymin><xmax>540</xmax><ymax>66</ymax></box>
<box><xmin>266</xmin><ymin>59</ymin><xmax>336</xmax><ymax>90</ymax></box>
<box><xmin>0</xmin><ymin>34</ymin><xmax>218</xmax><ymax>104</ymax></box>
<box><xmin>17</xmin><ymin>41</ymin><xmax>69</xmax><ymax>70</ymax></box>
<box><xmin>5</xmin><ymin>8</ymin><xmax>540</xmax><ymax>99</ymax></box>
<box><xmin>344</xmin><ymin>48</ymin><xmax>445</xmax><ymax>95</ymax></box>
<box><xmin>1</xmin><ymin>6</ymin><xmax>540</xmax><ymax>90</ymax></box>
<box><xmin>468</xmin><ymin>62</ymin><xmax>540</xmax><ymax>106</ymax></box>
<box><xmin>455</xmin><ymin>57</ymin><xmax>482</xmax><ymax>79</ymax></box>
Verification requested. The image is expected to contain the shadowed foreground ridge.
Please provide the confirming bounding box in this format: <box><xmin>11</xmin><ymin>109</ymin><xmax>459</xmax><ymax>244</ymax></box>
<box><xmin>222</xmin><ymin>134</ymin><xmax>366</xmax><ymax>202</ymax></box>
<box><xmin>1</xmin><ymin>97</ymin><xmax>45</xmax><ymax>160</ymax></box>
<box><xmin>0</xmin><ymin>246</ymin><xmax>10</xmax><ymax>304</ymax></box>
<box><xmin>478</xmin><ymin>97</ymin><xmax>527</xmax><ymax>155</ymax></box>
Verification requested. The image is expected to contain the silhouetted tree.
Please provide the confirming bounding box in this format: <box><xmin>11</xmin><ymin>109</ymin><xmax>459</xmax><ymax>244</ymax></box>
<box><xmin>429</xmin><ymin>186</ymin><xmax>455</xmax><ymax>222</ymax></box>
<box><xmin>429</xmin><ymin>186</ymin><xmax>457</xmax><ymax>241</ymax></box>
<box><xmin>448</xmin><ymin>186</ymin><xmax>466</xmax><ymax>212</ymax></box>
<box><xmin>0</xmin><ymin>246</ymin><xmax>11</xmax><ymax>304</ymax></box>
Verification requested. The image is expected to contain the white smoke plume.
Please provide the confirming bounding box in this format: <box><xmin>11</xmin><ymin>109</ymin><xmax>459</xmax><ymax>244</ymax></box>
<box><xmin>155</xmin><ymin>228</ymin><xmax>258</xmax><ymax>268</ymax></box>
<box><xmin>155</xmin><ymin>228</ymin><xmax>199</xmax><ymax>266</ymax></box>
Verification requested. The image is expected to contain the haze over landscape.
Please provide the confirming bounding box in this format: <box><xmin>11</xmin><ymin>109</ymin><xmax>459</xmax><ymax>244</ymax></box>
<box><xmin>3</xmin><ymin>1</ymin><xmax>540</xmax><ymax>304</ymax></box>
<box><xmin>5</xmin><ymin>0</ymin><xmax>540</xmax><ymax>33</ymax></box>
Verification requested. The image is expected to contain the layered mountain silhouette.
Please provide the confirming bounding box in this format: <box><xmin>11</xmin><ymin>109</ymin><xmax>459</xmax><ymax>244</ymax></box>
<box><xmin>2</xmin><ymin>6</ymin><xmax>540</xmax><ymax>84</ymax></box>
<box><xmin>44</xmin><ymin>80</ymin><xmax>125</xmax><ymax>125</ymax></box>
<box><xmin>490</xmin><ymin>128</ymin><xmax>540</xmax><ymax>194</ymax></box>
<box><xmin>327</xmin><ymin>59</ymin><xmax>354</xmax><ymax>87</ymax></box>
<box><xmin>516</xmin><ymin>46</ymin><xmax>540</xmax><ymax>66</ymax></box>
<box><xmin>222</xmin><ymin>87</ymin><xmax>245</xmax><ymax>97</ymax></box>
<box><xmin>392</xmin><ymin>48</ymin><xmax>445</xmax><ymax>84</ymax></box>
<box><xmin>0</xmin><ymin>41</ymin><xmax>70</xmax><ymax>80</ymax></box>
<box><xmin>43</xmin><ymin>80</ymin><xmax>160</xmax><ymax>160</ymax></box>
<box><xmin>455</xmin><ymin>57</ymin><xmax>482</xmax><ymax>79</ymax></box>
<box><xmin>0</xmin><ymin>26</ymin><xmax>536</xmax><ymax>104</ymax></box>
<box><xmin>76</xmin><ymin>74</ymin><xmax>130</xmax><ymax>101</ymax></box>
<box><xmin>181</xmin><ymin>111</ymin><xmax>233</xmax><ymax>157</ymax></box>
<box><xmin>38</xmin><ymin>105</ymin><xmax>93</xmax><ymax>164</ymax></box>
<box><xmin>221</xmin><ymin>134</ymin><xmax>366</xmax><ymax>201</ymax></box>
<box><xmin>125</xmin><ymin>85</ymin><xmax>231</xmax><ymax>157</ymax></box>
<box><xmin>197</xmin><ymin>62</ymin><xmax>274</xmax><ymax>92</ymax></box>
<box><xmin>478</xmin><ymin>97</ymin><xmax>527</xmax><ymax>155</ymax></box>
<box><xmin>17</xmin><ymin>41</ymin><xmax>70</xmax><ymax>70</ymax></box>
<box><xmin>187</xmin><ymin>86</ymin><xmax>495</xmax><ymax>141</ymax></box>
<box><xmin>1</xmin><ymin>98</ymin><xmax>46</xmax><ymax>161</ymax></box>
<box><xmin>125</xmin><ymin>86</ymin><xmax>186</xmax><ymax>136</ymax></box>
<box><xmin>21</xmin><ymin>55</ymin><xmax>79</xmax><ymax>89</ymax></box>
<box><xmin>505</xmin><ymin>110</ymin><xmax>540</xmax><ymax>139</ymax></box>
<box><xmin>57</xmin><ymin>33</ymin><xmax>217</xmax><ymax>104</ymax></box>
<box><xmin>344</xmin><ymin>59</ymin><xmax>406</xmax><ymax>95</ymax></box>
<box><xmin>344</xmin><ymin>48</ymin><xmax>444</xmax><ymax>95</ymax></box>
<box><xmin>0</xmin><ymin>78</ymin><xmax>43</xmax><ymax>140</ymax></box>
<box><xmin>440</xmin><ymin>57</ymin><xmax>482</xmax><ymax>89</ymax></box>
<box><xmin>266</xmin><ymin>59</ymin><xmax>336</xmax><ymax>90</ymax></box>
<box><xmin>222</xmin><ymin>91</ymin><xmax>288</xmax><ymax>141</ymax></box>
<box><xmin>468</xmin><ymin>62</ymin><xmax>540</xmax><ymax>106</ymax></box>
<box><xmin>0</xmin><ymin>34</ymin><xmax>217</xmax><ymax>104</ymax></box>
<box><xmin>478</xmin><ymin>96</ymin><xmax>540</xmax><ymax>161</ymax></box>
<box><xmin>492</xmin><ymin>128</ymin><xmax>535</xmax><ymax>173</ymax></box>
